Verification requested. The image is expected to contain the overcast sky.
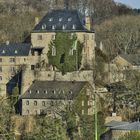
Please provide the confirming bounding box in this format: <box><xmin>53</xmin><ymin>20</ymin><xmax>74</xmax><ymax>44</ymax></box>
<box><xmin>114</xmin><ymin>0</ymin><xmax>140</xmax><ymax>9</ymax></box>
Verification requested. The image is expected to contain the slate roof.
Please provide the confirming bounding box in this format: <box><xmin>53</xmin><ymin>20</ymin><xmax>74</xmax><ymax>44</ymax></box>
<box><xmin>22</xmin><ymin>81</ymin><xmax>87</xmax><ymax>100</ymax></box>
<box><xmin>111</xmin><ymin>121</ymin><xmax>140</xmax><ymax>130</ymax></box>
<box><xmin>0</xmin><ymin>43</ymin><xmax>31</xmax><ymax>56</ymax></box>
<box><xmin>120</xmin><ymin>54</ymin><xmax>140</xmax><ymax>66</ymax></box>
<box><xmin>33</xmin><ymin>9</ymin><xmax>93</xmax><ymax>33</ymax></box>
<box><xmin>105</xmin><ymin>121</ymin><xmax>129</xmax><ymax>128</ymax></box>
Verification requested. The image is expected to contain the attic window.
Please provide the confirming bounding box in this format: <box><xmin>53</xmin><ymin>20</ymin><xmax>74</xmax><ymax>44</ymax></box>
<box><xmin>52</xmin><ymin>90</ymin><xmax>55</xmax><ymax>94</ymax></box>
<box><xmin>15</xmin><ymin>50</ymin><xmax>18</xmax><ymax>54</ymax></box>
<box><xmin>42</xmin><ymin>24</ymin><xmax>46</xmax><ymax>29</ymax></box>
<box><xmin>59</xmin><ymin>18</ymin><xmax>62</xmax><ymax>22</ymax></box>
<box><xmin>44</xmin><ymin>90</ymin><xmax>47</xmax><ymax>94</ymax></box>
<box><xmin>28</xmin><ymin>90</ymin><xmax>31</xmax><ymax>94</ymax></box>
<box><xmin>2</xmin><ymin>50</ymin><xmax>5</xmax><ymax>54</ymax></box>
<box><xmin>68</xmin><ymin>17</ymin><xmax>72</xmax><ymax>22</ymax></box>
<box><xmin>69</xmin><ymin>91</ymin><xmax>73</xmax><ymax>94</ymax></box>
<box><xmin>36</xmin><ymin>90</ymin><xmax>39</xmax><ymax>94</ymax></box>
<box><xmin>62</xmin><ymin>25</ymin><xmax>66</xmax><ymax>30</ymax></box>
<box><xmin>72</xmin><ymin>24</ymin><xmax>76</xmax><ymax>30</ymax></box>
<box><xmin>49</xmin><ymin>18</ymin><xmax>53</xmax><ymax>22</ymax></box>
<box><xmin>52</xmin><ymin>25</ymin><xmax>55</xmax><ymax>30</ymax></box>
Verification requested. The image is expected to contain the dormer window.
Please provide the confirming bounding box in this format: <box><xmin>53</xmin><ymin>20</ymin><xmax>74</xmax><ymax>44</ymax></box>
<box><xmin>72</xmin><ymin>24</ymin><xmax>76</xmax><ymax>30</ymax></box>
<box><xmin>15</xmin><ymin>50</ymin><xmax>18</xmax><ymax>54</ymax></box>
<box><xmin>52</xmin><ymin>25</ymin><xmax>55</xmax><ymax>30</ymax></box>
<box><xmin>68</xmin><ymin>17</ymin><xmax>72</xmax><ymax>22</ymax></box>
<box><xmin>69</xmin><ymin>91</ymin><xmax>73</xmax><ymax>94</ymax></box>
<box><xmin>59</xmin><ymin>18</ymin><xmax>62</xmax><ymax>22</ymax></box>
<box><xmin>28</xmin><ymin>90</ymin><xmax>31</xmax><ymax>94</ymax></box>
<box><xmin>36</xmin><ymin>90</ymin><xmax>39</xmax><ymax>94</ymax></box>
<box><xmin>62</xmin><ymin>25</ymin><xmax>66</xmax><ymax>30</ymax></box>
<box><xmin>52</xmin><ymin>90</ymin><xmax>56</xmax><ymax>94</ymax></box>
<box><xmin>44</xmin><ymin>90</ymin><xmax>47</xmax><ymax>94</ymax></box>
<box><xmin>42</xmin><ymin>24</ymin><xmax>46</xmax><ymax>29</ymax></box>
<box><xmin>49</xmin><ymin>18</ymin><xmax>53</xmax><ymax>22</ymax></box>
<box><xmin>2</xmin><ymin>50</ymin><xmax>5</xmax><ymax>54</ymax></box>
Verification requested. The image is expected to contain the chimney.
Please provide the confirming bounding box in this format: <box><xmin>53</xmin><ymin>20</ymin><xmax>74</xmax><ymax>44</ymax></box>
<box><xmin>35</xmin><ymin>17</ymin><xmax>39</xmax><ymax>26</ymax></box>
<box><xmin>85</xmin><ymin>16</ymin><xmax>91</xmax><ymax>31</ymax></box>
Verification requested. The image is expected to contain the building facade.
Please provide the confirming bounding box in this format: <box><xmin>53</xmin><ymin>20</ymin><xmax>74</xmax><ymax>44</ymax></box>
<box><xmin>0</xmin><ymin>9</ymin><xmax>96</xmax><ymax>116</ymax></box>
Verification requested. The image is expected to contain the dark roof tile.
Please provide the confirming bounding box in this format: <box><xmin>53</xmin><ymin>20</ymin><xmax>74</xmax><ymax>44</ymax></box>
<box><xmin>22</xmin><ymin>81</ymin><xmax>87</xmax><ymax>100</ymax></box>
<box><xmin>33</xmin><ymin>10</ymin><xmax>93</xmax><ymax>33</ymax></box>
<box><xmin>0</xmin><ymin>43</ymin><xmax>31</xmax><ymax>56</ymax></box>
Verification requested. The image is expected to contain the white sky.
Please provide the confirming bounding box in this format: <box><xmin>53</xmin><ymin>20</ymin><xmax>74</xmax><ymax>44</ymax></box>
<box><xmin>114</xmin><ymin>0</ymin><xmax>140</xmax><ymax>9</ymax></box>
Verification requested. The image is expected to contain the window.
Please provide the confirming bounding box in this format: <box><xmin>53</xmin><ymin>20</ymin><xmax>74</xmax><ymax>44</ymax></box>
<box><xmin>0</xmin><ymin>67</ymin><xmax>2</xmax><ymax>72</ymax></box>
<box><xmin>62</xmin><ymin>25</ymin><xmax>66</xmax><ymax>30</ymax></box>
<box><xmin>50</xmin><ymin>101</ymin><xmax>54</xmax><ymax>106</ymax></box>
<box><xmin>52</xmin><ymin>35</ymin><xmax>55</xmax><ymax>40</ymax></box>
<box><xmin>52</xmin><ymin>90</ymin><xmax>55</xmax><ymax>94</ymax></box>
<box><xmin>0</xmin><ymin>76</ymin><xmax>2</xmax><ymax>81</ymax></box>
<box><xmin>10</xmin><ymin>58</ymin><xmax>15</xmax><ymax>63</ymax></box>
<box><xmin>68</xmin><ymin>17</ymin><xmax>72</xmax><ymax>22</ymax></box>
<box><xmin>37</xmin><ymin>35</ymin><xmax>42</xmax><ymax>40</ymax></box>
<box><xmin>72</xmin><ymin>24</ymin><xmax>76</xmax><ymax>30</ymax></box>
<box><xmin>0</xmin><ymin>58</ymin><xmax>2</xmax><ymax>62</ymax></box>
<box><xmin>2</xmin><ymin>50</ymin><xmax>5</xmax><ymax>54</ymax></box>
<box><xmin>82</xmin><ymin>100</ymin><xmax>84</xmax><ymax>106</ymax></box>
<box><xmin>31</xmin><ymin>65</ymin><xmax>35</xmax><ymax>70</ymax></box>
<box><xmin>49</xmin><ymin>18</ymin><xmax>53</xmax><ymax>22</ymax></box>
<box><xmin>34</xmin><ymin>101</ymin><xmax>37</xmax><ymax>106</ymax></box>
<box><xmin>36</xmin><ymin>90</ymin><xmax>39</xmax><ymax>94</ymax></box>
<box><xmin>15</xmin><ymin>50</ymin><xmax>18</xmax><ymax>54</ymax></box>
<box><xmin>52</xmin><ymin>25</ymin><xmax>55</xmax><ymax>30</ymax></box>
<box><xmin>44</xmin><ymin>90</ymin><xmax>47</xmax><ymax>94</ymax></box>
<box><xmin>28</xmin><ymin>90</ymin><xmax>31</xmax><ymax>94</ymax></box>
<box><xmin>42</xmin><ymin>101</ymin><xmax>45</xmax><ymax>106</ymax></box>
<box><xmin>26</xmin><ymin>100</ymin><xmax>29</xmax><ymax>105</ymax></box>
<box><xmin>69</xmin><ymin>49</ymin><xmax>74</xmax><ymax>56</ymax></box>
<box><xmin>42</xmin><ymin>24</ymin><xmax>46</xmax><ymax>29</ymax></box>
<box><xmin>11</xmin><ymin>67</ymin><xmax>15</xmax><ymax>73</ymax></box>
<box><xmin>88</xmin><ymin>108</ymin><xmax>91</xmax><ymax>115</ymax></box>
<box><xmin>88</xmin><ymin>101</ymin><xmax>90</xmax><ymax>106</ymax></box>
<box><xmin>82</xmin><ymin>110</ymin><xmax>84</xmax><ymax>115</ymax></box>
<box><xmin>52</xmin><ymin>46</ymin><xmax>56</xmax><ymax>56</ymax></box>
<box><xmin>24</xmin><ymin>58</ymin><xmax>26</xmax><ymax>62</ymax></box>
<box><xmin>59</xmin><ymin>18</ymin><xmax>62</xmax><ymax>22</ymax></box>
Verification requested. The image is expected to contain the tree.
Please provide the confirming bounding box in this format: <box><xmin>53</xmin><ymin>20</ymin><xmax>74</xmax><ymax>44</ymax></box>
<box><xmin>0</xmin><ymin>97</ymin><xmax>16</xmax><ymax>140</ymax></box>
<box><xmin>48</xmin><ymin>33</ymin><xmax>83</xmax><ymax>74</ymax></box>
<box><xmin>95</xmin><ymin>15</ymin><xmax>140</xmax><ymax>56</ymax></box>
<box><xmin>119</xmin><ymin>132</ymin><xmax>140</xmax><ymax>140</ymax></box>
<box><xmin>22</xmin><ymin>116</ymin><xmax>68</xmax><ymax>140</ymax></box>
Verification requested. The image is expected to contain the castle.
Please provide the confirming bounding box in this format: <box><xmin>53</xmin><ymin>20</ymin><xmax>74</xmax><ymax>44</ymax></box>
<box><xmin>0</xmin><ymin>9</ymin><xmax>96</xmax><ymax>115</ymax></box>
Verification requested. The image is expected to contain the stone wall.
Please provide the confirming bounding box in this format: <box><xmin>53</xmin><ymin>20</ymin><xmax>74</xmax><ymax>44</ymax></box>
<box><xmin>21</xmin><ymin>69</ymin><xmax>94</xmax><ymax>95</ymax></box>
<box><xmin>31</xmin><ymin>32</ymin><xmax>96</xmax><ymax>69</ymax></box>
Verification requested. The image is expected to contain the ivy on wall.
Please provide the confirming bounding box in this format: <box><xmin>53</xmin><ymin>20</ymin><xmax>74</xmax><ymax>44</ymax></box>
<box><xmin>47</xmin><ymin>32</ymin><xmax>83</xmax><ymax>74</ymax></box>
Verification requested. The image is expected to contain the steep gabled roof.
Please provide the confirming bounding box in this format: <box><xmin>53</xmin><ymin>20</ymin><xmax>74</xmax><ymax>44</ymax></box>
<box><xmin>105</xmin><ymin>121</ymin><xmax>129</xmax><ymax>128</ymax></box>
<box><xmin>120</xmin><ymin>54</ymin><xmax>140</xmax><ymax>66</ymax></box>
<box><xmin>0</xmin><ymin>43</ymin><xmax>31</xmax><ymax>56</ymax></box>
<box><xmin>111</xmin><ymin>121</ymin><xmax>140</xmax><ymax>130</ymax></box>
<box><xmin>22</xmin><ymin>81</ymin><xmax>87</xmax><ymax>100</ymax></box>
<box><xmin>33</xmin><ymin>9</ymin><xmax>93</xmax><ymax>33</ymax></box>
